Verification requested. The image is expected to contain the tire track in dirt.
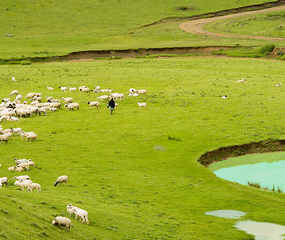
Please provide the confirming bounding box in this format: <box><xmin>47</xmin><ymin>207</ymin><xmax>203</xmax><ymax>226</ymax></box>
<box><xmin>179</xmin><ymin>5</ymin><xmax>285</xmax><ymax>41</ymax></box>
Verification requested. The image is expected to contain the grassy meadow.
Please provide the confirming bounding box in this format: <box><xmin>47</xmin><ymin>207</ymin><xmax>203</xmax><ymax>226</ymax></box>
<box><xmin>0</xmin><ymin>0</ymin><xmax>277</xmax><ymax>59</ymax></box>
<box><xmin>1</xmin><ymin>58</ymin><xmax>285</xmax><ymax>239</ymax></box>
<box><xmin>205</xmin><ymin>10</ymin><xmax>285</xmax><ymax>38</ymax></box>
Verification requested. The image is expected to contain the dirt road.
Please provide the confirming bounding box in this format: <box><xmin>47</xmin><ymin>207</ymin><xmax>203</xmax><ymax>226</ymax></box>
<box><xmin>179</xmin><ymin>5</ymin><xmax>285</xmax><ymax>41</ymax></box>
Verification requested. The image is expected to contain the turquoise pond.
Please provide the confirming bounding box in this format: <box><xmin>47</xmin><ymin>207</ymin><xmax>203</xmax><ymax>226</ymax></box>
<box><xmin>209</xmin><ymin>152</ymin><xmax>285</xmax><ymax>191</ymax></box>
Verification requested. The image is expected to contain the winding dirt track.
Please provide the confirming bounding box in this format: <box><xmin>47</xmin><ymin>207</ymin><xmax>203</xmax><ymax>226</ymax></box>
<box><xmin>179</xmin><ymin>5</ymin><xmax>285</xmax><ymax>41</ymax></box>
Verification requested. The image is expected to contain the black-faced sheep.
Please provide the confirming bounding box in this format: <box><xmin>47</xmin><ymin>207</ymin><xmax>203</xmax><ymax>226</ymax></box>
<box><xmin>87</xmin><ymin>101</ymin><xmax>100</xmax><ymax>108</ymax></box>
<box><xmin>52</xmin><ymin>217</ymin><xmax>71</xmax><ymax>231</ymax></box>
<box><xmin>54</xmin><ymin>175</ymin><xmax>68</xmax><ymax>186</ymax></box>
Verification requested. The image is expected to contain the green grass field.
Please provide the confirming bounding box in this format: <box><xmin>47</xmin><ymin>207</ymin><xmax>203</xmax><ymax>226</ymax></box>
<box><xmin>1</xmin><ymin>58</ymin><xmax>285</xmax><ymax>239</ymax></box>
<box><xmin>0</xmin><ymin>0</ymin><xmax>277</xmax><ymax>59</ymax></box>
<box><xmin>2</xmin><ymin>0</ymin><xmax>285</xmax><ymax>239</ymax></box>
<box><xmin>205</xmin><ymin>9</ymin><xmax>285</xmax><ymax>38</ymax></box>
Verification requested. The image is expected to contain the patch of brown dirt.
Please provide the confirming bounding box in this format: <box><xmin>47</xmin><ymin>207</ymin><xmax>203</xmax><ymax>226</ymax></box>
<box><xmin>198</xmin><ymin>139</ymin><xmax>285</xmax><ymax>167</ymax></box>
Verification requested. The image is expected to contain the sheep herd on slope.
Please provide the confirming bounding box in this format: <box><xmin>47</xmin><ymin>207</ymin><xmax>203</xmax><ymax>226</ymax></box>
<box><xmin>0</xmin><ymin>82</ymin><xmax>147</xmax><ymax>231</ymax></box>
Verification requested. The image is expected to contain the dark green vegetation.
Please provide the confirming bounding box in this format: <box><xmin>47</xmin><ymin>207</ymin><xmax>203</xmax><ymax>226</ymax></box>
<box><xmin>1</xmin><ymin>58</ymin><xmax>285</xmax><ymax>239</ymax></box>
<box><xmin>0</xmin><ymin>0</ymin><xmax>277</xmax><ymax>59</ymax></box>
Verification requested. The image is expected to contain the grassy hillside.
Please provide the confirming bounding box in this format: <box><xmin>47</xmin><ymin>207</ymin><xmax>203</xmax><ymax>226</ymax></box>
<box><xmin>205</xmin><ymin>9</ymin><xmax>285</xmax><ymax>38</ymax></box>
<box><xmin>0</xmin><ymin>0</ymin><xmax>275</xmax><ymax>59</ymax></box>
<box><xmin>1</xmin><ymin>58</ymin><xmax>285</xmax><ymax>239</ymax></box>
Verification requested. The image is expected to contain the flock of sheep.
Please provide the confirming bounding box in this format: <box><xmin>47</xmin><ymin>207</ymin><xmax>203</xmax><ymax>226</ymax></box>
<box><xmin>0</xmin><ymin>83</ymin><xmax>147</xmax><ymax>231</ymax></box>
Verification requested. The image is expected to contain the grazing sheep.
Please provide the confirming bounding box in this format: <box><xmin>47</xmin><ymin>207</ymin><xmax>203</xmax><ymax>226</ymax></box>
<box><xmin>49</xmin><ymin>102</ymin><xmax>61</xmax><ymax>109</ymax></box>
<box><xmin>237</xmin><ymin>79</ymin><xmax>246</xmax><ymax>83</ymax></box>
<box><xmin>10</xmin><ymin>127</ymin><xmax>22</xmax><ymax>134</ymax></box>
<box><xmin>7</xmin><ymin>116</ymin><xmax>19</xmax><ymax>122</ymax></box>
<box><xmin>97</xmin><ymin>95</ymin><xmax>110</xmax><ymax>101</ymax></box>
<box><xmin>13</xmin><ymin>175</ymin><xmax>30</xmax><ymax>181</ymax></box>
<box><xmin>15</xmin><ymin>166</ymin><xmax>24</xmax><ymax>172</ymax></box>
<box><xmin>52</xmin><ymin>217</ymin><xmax>71</xmax><ymax>231</ymax></box>
<box><xmin>87</xmin><ymin>101</ymin><xmax>100</xmax><ymax>108</ymax></box>
<box><xmin>47</xmin><ymin>86</ymin><xmax>54</xmax><ymax>90</ymax></box>
<box><xmin>12</xmin><ymin>77</ymin><xmax>16</xmax><ymax>82</ymax></box>
<box><xmin>275</xmin><ymin>83</ymin><xmax>282</xmax><ymax>87</ymax></box>
<box><xmin>26</xmin><ymin>133</ymin><xmax>37</xmax><ymax>141</ymax></box>
<box><xmin>127</xmin><ymin>93</ymin><xmax>139</xmax><ymax>97</ymax></box>
<box><xmin>36</xmin><ymin>108</ymin><xmax>47</xmax><ymax>116</ymax></box>
<box><xmin>15</xmin><ymin>179</ymin><xmax>31</xmax><ymax>190</ymax></box>
<box><xmin>62</xmin><ymin>97</ymin><xmax>73</xmax><ymax>103</ymax></box>
<box><xmin>50</xmin><ymin>107</ymin><xmax>57</xmax><ymax>112</ymax></box>
<box><xmin>54</xmin><ymin>175</ymin><xmax>68</xmax><ymax>186</ymax></box>
<box><xmin>28</xmin><ymin>183</ymin><xmax>41</xmax><ymax>193</ymax></box>
<box><xmin>80</xmin><ymin>87</ymin><xmax>90</xmax><ymax>93</ymax></box>
<box><xmin>78</xmin><ymin>86</ymin><xmax>87</xmax><ymax>91</ymax></box>
<box><xmin>64</xmin><ymin>103</ymin><xmax>79</xmax><ymax>111</ymax></box>
<box><xmin>67</xmin><ymin>204</ymin><xmax>89</xmax><ymax>225</ymax></box>
<box><xmin>129</xmin><ymin>88</ymin><xmax>136</xmax><ymax>93</ymax></box>
<box><xmin>19</xmin><ymin>131</ymin><xmax>36</xmax><ymax>141</ymax></box>
<box><xmin>137</xmin><ymin>102</ymin><xmax>147</xmax><ymax>109</ymax></box>
<box><xmin>59</xmin><ymin>87</ymin><xmax>67</xmax><ymax>92</ymax></box>
<box><xmin>14</xmin><ymin>179</ymin><xmax>33</xmax><ymax>185</ymax></box>
<box><xmin>68</xmin><ymin>87</ymin><xmax>77</xmax><ymax>93</ymax></box>
<box><xmin>111</xmin><ymin>93</ymin><xmax>124</xmax><ymax>101</ymax></box>
<box><xmin>221</xmin><ymin>95</ymin><xmax>227</xmax><ymax>99</ymax></box>
<box><xmin>17</xmin><ymin>162</ymin><xmax>29</xmax><ymax>171</ymax></box>
<box><xmin>3</xmin><ymin>132</ymin><xmax>12</xmax><ymax>140</ymax></box>
<box><xmin>0</xmin><ymin>177</ymin><xmax>8</xmax><ymax>187</ymax></box>
<box><xmin>136</xmin><ymin>89</ymin><xmax>147</xmax><ymax>95</ymax></box>
<box><xmin>0</xmin><ymin>134</ymin><xmax>9</xmax><ymax>143</ymax></box>
<box><xmin>15</xmin><ymin>95</ymin><xmax>22</xmax><ymax>101</ymax></box>
<box><xmin>9</xmin><ymin>90</ymin><xmax>18</xmax><ymax>97</ymax></box>
<box><xmin>2</xmin><ymin>98</ymin><xmax>10</xmax><ymax>103</ymax></box>
<box><xmin>95</xmin><ymin>85</ymin><xmax>100</xmax><ymax>90</ymax></box>
<box><xmin>25</xmin><ymin>93</ymin><xmax>37</xmax><ymax>98</ymax></box>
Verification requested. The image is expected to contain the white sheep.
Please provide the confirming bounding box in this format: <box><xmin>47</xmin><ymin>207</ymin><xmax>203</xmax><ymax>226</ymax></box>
<box><xmin>64</xmin><ymin>103</ymin><xmax>79</xmax><ymax>111</ymax></box>
<box><xmin>3</xmin><ymin>132</ymin><xmax>12</xmax><ymax>140</ymax></box>
<box><xmin>12</xmin><ymin>77</ymin><xmax>16</xmax><ymax>82</ymax></box>
<box><xmin>17</xmin><ymin>162</ymin><xmax>29</xmax><ymax>171</ymax></box>
<box><xmin>68</xmin><ymin>87</ymin><xmax>77</xmax><ymax>92</ymax></box>
<box><xmin>129</xmin><ymin>88</ymin><xmax>136</xmax><ymax>93</ymax></box>
<box><xmin>237</xmin><ymin>79</ymin><xmax>246</xmax><ymax>83</ymax></box>
<box><xmin>15</xmin><ymin>95</ymin><xmax>22</xmax><ymax>101</ymax></box>
<box><xmin>15</xmin><ymin>180</ymin><xmax>30</xmax><ymax>190</ymax></box>
<box><xmin>9</xmin><ymin>90</ymin><xmax>18</xmax><ymax>96</ymax></box>
<box><xmin>0</xmin><ymin>177</ymin><xmax>8</xmax><ymax>187</ymax></box>
<box><xmin>275</xmin><ymin>83</ymin><xmax>282</xmax><ymax>87</ymax></box>
<box><xmin>10</xmin><ymin>127</ymin><xmax>22</xmax><ymax>134</ymax></box>
<box><xmin>25</xmin><ymin>93</ymin><xmax>37</xmax><ymax>98</ymax></box>
<box><xmin>19</xmin><ymin>131</ymin><xmax>36</xmax><ymax>141</ymax></box>
<box><xmin>62</xmin><ymin>97</ymin><xmax>73</xmax><ymax>103</ymax></box>
<box><xmin>78</xmin><ymin>86</ymin><xmax>87</xmax><ymax>91</ymax></box>
<box><xmin>111</xmin><ymin>93</ymin><xmax>124</xmax><ymax>101</ymax></box>
<box><xmin>13</xmin><ymin>175</ymin><xmax>30</xmax><ymax>181</ymax></box>
<box><xmin>136</xmin><ymin>89</ymin><xmax>147</xmax><ymax>95</ymax></box>
<box><xmin>54</xmin><ymin>175</ymin><xmax>68</xmax><ymax>186</ymax></box>
<box><xmin>0</xmin><ymin>134</ymin><xmax>9</xmax><ymax>143</ymax></box>
<box><xmin>47</xmin><ymin>86</ymin><xmax>54</xmax><ymax>90</ymax></box>
<box><xmin>28</xmin><ymin>183</ymin><xmax>41</xmax><ymax>193</ymax></box>
<box><xmin>97</xmin><ymin>95</ymin><xmax>110</xmax><ymax>101</ymax></box>
<box><xmin>80</xmin><ymin>87</ymin><xmax>90</xmax><ymax>93</ymax></box>
<box><xmin>59</xmin><ymin>86</ymin><xmax>67</xmax><ymax>92</ymax></box>
<box><xmin>52</xmin><ymin>217</ymin><xmax>71</xmax><ymax>231</ymax></box>
<box><xmin>127</xmin><ymin>93</ymin><xmax>139</xmax><ymax>97</ymax></box>
<box><xmin>221</xmin><ymin>95</ymin><xmax>227</xmax><ymax>99</ymax></box>
<box><xmin>7</xmin><ymin>116</ymin><xmax>19</xmax><ymax>121</ymax></box>
<box><xmin>14</xmin><ymin>179</ymin><xmax>33</xmax><ymax>185</ymax></box>
<box><xmin>26</xmin><ymin>133</ymin><xmax>37</xmax><ymax>141</ymax></box>
<box><xmin>50</xmin><ymin>107</ymin><xmax>57</xmax><ymax>112</ymax></box>
<box><xmin>67</xmin><ymin>204</ymin><xmax>89</xmax><ymax>225</ymax></box>
<box><xmin>137</xmin><ymin>102</ymin><xmax>147</xmax><ymax>109</ymax></box>
<box><xmin>87</xmin><ymin>101</ymin><xmax>100</xmax><ymax>108</ymax></box>
<box><xmin>49</xmin><ymin>102</ymin><xmax>61</xmax><ymax>109</ymax></box>
<box><xmin>2</xmin><ymin>98</ymin><xmax>10</xmax><ymax>103</ymax></box>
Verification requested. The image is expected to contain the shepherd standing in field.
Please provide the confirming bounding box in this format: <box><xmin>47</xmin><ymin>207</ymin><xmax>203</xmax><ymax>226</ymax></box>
<box><xmin>107</xmin><ymin>98</ymin><xmax>116</xmax><ymax>115</ymax></box>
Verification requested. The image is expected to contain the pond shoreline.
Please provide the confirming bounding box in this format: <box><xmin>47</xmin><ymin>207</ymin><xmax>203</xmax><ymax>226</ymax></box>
<box><xmin>198</xmin><ymin>138</ymin><xmax>285</xmax><ymax>167</ymax></box>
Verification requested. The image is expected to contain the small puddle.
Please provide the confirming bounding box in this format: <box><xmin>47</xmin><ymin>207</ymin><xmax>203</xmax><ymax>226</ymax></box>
<box><xmin>205</xmin><ymin>210</ymin><xmax>247</xmax><ymax>219</ymax></box>
<box><xmin>206</xmin><ymin>210</ymin><xmax>285</xmax><ymax>240</ymax></box>
<box><xmin>235</xmin><ymin>220</ymin><xmax>285</xmax><ymax>240</ymax></box>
